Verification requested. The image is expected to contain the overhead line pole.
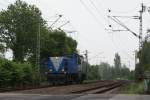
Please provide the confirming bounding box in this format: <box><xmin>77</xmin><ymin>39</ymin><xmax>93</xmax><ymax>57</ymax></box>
<box><xmin>139</xmin><ymin>3</ymin><xmax>145</xmax><ymax>49</ymax></box>
<box><xmin>36</xmin><ymin>20</ymin><xmax>41</xmax><ymax>84</ymax></box>
<box><xmin>84</xmin><ymin>50</ymin><xmax>89</xmax><ymax>80</ymax></box>
<box><xmin>35</xmin><ymin>0</ymin><xmax>41</xmax><ymax>84</ymax></box>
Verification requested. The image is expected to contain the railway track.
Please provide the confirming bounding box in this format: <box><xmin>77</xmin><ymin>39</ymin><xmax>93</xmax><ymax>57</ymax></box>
<box><xmin>71</xmin><ymin>81</ymin><xmax>124</xmax><ymax>94</ymax></box>
<box><xmin>0</xmin><ymin>80</ymin><xmax>104</xmax><ymax>93</ymax></box>
<box><xmin>0</xmin><ymin>80</ymin><xmax>126</xmax><ymax>94</ymax></box>
<box><xmin>0</xmin><ymin>85</ymin><xmax>51</xmax><ymax>93</ymax></box>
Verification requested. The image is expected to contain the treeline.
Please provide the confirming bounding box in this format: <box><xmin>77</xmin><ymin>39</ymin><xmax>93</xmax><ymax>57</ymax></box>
<box><xmin>87</xmin><ymin>53</ymin><xmax>134</xmax><ymax>80</ymax></box>
<box><xmin>135</xmin><ymin>40</ymin><xmax>150</xmax><ymax>80</ymax></box>
<box><xmin>99</xmin><ymin>63</ymin><xmax>134</xmax><ymax>80</ymax></box>
<box><xmin>0</xmin><ymin>0</ymin><xmax>77</xmax><ymax>87</ymax></box>
<box><xmin>134</xmin><ymin>37</ymin><xmax>150</xmax><ymax>93</ymax></box>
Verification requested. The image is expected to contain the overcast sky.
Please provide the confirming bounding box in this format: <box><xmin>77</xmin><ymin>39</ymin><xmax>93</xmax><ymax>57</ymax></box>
<box><xmin>1</xmin><ymin>0</ymin><xmax>150</xmax><ymax>70</ymax></box>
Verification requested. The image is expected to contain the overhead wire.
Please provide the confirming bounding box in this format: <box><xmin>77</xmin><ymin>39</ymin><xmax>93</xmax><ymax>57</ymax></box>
<box><xmin>87</xmin><ymin>0</ymin><xmax>124</xmax><ymax>55</ymax></box>
<box><xmin>81</xmin><ymin>0</ymin><xmax>136</xmax><ymax>67</ymax></box>
<box><xmin>107</xmin><ymin>11</ymin><xmax>139</xmax><ymax>61</ymax></box>
<box><xmin>106</xmin><ymin>24</ymin><xmax>135</xmax><ymax>61</ymax></box>
<box><xmin>108</xmin><ymin>6</ymin><xmax>139</xmax><ymax>14</ymax></box>
<box><xmin>80</xmin><ymin>0</ymin><xmax>110</xmax><ymax>64</ymax></box>
<box><xmin>110</xmin><ymin>34</ymin><xmax>134</xmax><ymax>60</ymax></box>
<box><xmin>88</xmin><ymin>0</ymin><xmax>108</xmax><ymax>22</ymax></box>
<box><xmin>106</xmin><ymin>2</ymin><xmax>139</xmax><ymax>61</ymax></box>
<box><xmin>79</xmin><ymin>0</ymin><xmax>106</xmax><ymax>29</ymax></box>
<box><xmin>81</xmin><ymin>0</ymin><xmax>131</xmax><ymax>64</ymax></box>
<box><xmin>95</xmin><ymin>0</ymin><xmax>139</xmax><ymax>14</ymax></box>
<box><xmin>80</xmin><ymin>0</ymin><xmax>115</xmax><ymax>38</ymax></box>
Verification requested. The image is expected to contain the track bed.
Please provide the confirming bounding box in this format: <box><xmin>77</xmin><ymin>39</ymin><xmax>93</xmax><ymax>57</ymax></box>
<box><xmin>2</xmin><ymin>80</ymin><xmax>126</xmax><ymax>95</ymax></box>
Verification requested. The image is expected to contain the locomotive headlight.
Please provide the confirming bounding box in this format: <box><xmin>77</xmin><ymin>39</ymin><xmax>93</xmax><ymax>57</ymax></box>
<box><xmin>62</xmin><ymin>69</ymin><xmax>65</xmax><ymax>72</ymax></box>
<box><xmin>49</xmin><ymin>69</ymin><xmax>52</xmax><ymax>72</ymax></box>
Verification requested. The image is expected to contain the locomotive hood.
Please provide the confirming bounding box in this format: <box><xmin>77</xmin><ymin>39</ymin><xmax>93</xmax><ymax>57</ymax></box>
<box><xmin>48</xmin><ymin>57</ymin><xmax>64</xmax><ymax>71</ymax></box>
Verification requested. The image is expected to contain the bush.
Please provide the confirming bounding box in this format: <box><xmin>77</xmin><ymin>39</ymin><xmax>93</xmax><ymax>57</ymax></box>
<box><xmin>87</xmin><ymin>65</ymin><xmax>101</xmax><ymax>80</ymax></box>
<box><xmin>122</xmin><ymin>82</ymin><xmax>144</xmax><ymax>94</ymax></box>
<box><xmin>0</xmin><ymin>58</ymin><xmax>39</xmax><ymax>88</ymax></box>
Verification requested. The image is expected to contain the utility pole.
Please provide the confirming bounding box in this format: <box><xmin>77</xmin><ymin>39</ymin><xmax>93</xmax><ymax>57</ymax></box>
<box><xmin>85</xmin><ymin>50</ymin><xmax>88</xmax><ymax>72</ymax></box>
<box><xmin>34</xmin><ymin>0</ymin><xmax>41</xmax><ymax>85</ymax></box>
<box><xmin>85</xmin><ymin>50</ymin><xmax>88</xmax><ymax>64</ymax></box>
<box><xmin>85</xmin><ymin>50</ymin><xmax>89</xmax><ymax>80</ymax></box>
<box><xmin>134</xmin><ymin>50</ymin><xmax>137</xmax><ymax>68</ymax></box>
<box><xmin>36</xmin><ymin>21</ymin><xmax>41</xmax><ymax>84</ymax></box>
<box><xmin>139</xmin><ymin>3</ymin><xmax>146</xmax><ymax>49</ymax></box>
<box><xmin>128</xmin><ymin>60</ymin><xmax>131</xmax><ymax>68</ymax></box>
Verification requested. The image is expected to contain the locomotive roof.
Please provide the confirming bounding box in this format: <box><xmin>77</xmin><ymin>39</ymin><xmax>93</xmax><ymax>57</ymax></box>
<box><xmin>49</xmin><ymin>53</ymin><xmax>84</xmax><ymax>58</ymax></box>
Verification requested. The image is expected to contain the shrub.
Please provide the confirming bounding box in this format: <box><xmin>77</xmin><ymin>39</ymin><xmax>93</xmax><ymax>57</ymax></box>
<box><xmin>0</xmin><ymin>58</ymin><xmax>39</xmax><ymax>88</ymax></box>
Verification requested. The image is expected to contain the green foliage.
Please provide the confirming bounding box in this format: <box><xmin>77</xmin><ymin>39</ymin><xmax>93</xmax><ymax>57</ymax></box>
<box><xmin>40</xmin><ymin>30</ymin><xmax>77</xmax><ymax>59</ymax></box>
<box><xmin>122</xmin><ymin>82</ymin><xmax>144</xmax><ymax>94</ymax></box>
<box><xmin>99</xmin><ymin>62</ymin><xmax>113</xmax><ymax>80</ymax></box>
<box><xmin>0</xmin><ymin>0</ymin><xmax>78</xmax><ymax>88</ymax></box>
<box><xmin>87</xmin><ymin>65</ymin><xmax>101</xmax><ymax>80</ymax></box>
<box><xmin>98</xmin><ymin>62</ymin><xmax>132</xmax><ymax>80</ymax></box>
<box><xmin>114</xmin><ymin>53</ymin><xmax>121</xmax><ymax>78</ymax></box>
<box><xmin>0</xmin><ymin>0</ymin><xmax>77</xmax><ymax>64</ymax></box>
<box><xmin>87</xmin><ymin>53</ymin><xmax>133</xmax><ymax>81</ymax></box>
<box><xmin>0</xmin><ymin>44</ymin><xmax>5</xmax><ymax>53</ymax></box>
<box><xmin>120</xmin><ymin>65</ymin><xmax>131</xmax><ymax>79</ymax></box>
<box><xmin>0</xmin><ymin>58</ymin><xmax>39</xmax><ymax>88</ymax></box>
<box><xmin>140</xmin><ymin>41</ymin><xmax>150</xmax><ymax>66</ymax></box>
<box><xmin>0</xmin><ymin>44</ymin><xmax>5</xmax><ymax>58</ymax></box>
<box><xmin>135</xmin><ymin>41</ymin><xmax>150</xmax><ymax>80</ymax></box>
<box><xmin>0</xmin><ymin>0</ymin><xmax>45</xmax><ymax>62</ymax></box>
<box><xmin>141</xmin><ymin>41</ymin><xmax>150</xmax><ymax>74</ymax></box>
<box><xmin>135</xmin><ymin>63</ymin><xmax>144</xmax><ymax>80</ymax></box>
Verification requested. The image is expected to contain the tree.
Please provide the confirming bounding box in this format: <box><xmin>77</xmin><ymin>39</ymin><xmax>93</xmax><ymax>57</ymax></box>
<box><xmin>98</xmin><ymin>62</ymin><xmax>132</xmax><ymax>80</ymax></box>
<box><xmin>139</xmin><ymin>41</ymin><xmax>150</xmax><ymax>71</ymax></box>
<box><xmin>87</xmin><ymin>65</ymin><xmax>101</xmax><ymax>80</ymax></box>
<box><xmin>40</xmin><ymin>30</ymin><xmax>77</xmax><ymax>59</ymax></box>
<box><xmin>0</xmin><ymin>44</ymin><xmax>4</xmax><ymax>52</ymax></box>
<box><xmin>120</xmin><ymin>64</ymin><xmax>130</xmax><ymax>79</ymax></box>
<box><xmin>0</xmin><ymin>43</ymin><xmax>4</xmax><ymax>54</ymax></box>
<box><xmin>135</xmin><ymin>40</ymin><xmax>150</xmax><ymax>80</ymax></box>
<box><xmin>0</xmin><ymin>0</ymin><xmax>45</xmax><ymax>62</ymax></box>
<box><xmin>99</xmin><ymin>62</ymin><xmax>112</xmax><ymax>80</ymax></box>
<box><xmin>0</xmin><ymin>0</ymin><xmax>78</xmax><ymax>63</ymax></box>
<box><xmin>114</xmin><ymin>53</ymin><xmax>121</xmax><ymax>78</ymax></box>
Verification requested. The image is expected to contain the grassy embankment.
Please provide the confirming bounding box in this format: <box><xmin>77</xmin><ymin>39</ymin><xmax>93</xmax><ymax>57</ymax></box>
<box><xmin>122</xmin><ymin>81</ymin><xmax>145</xmax><ymax>94</ymax></box>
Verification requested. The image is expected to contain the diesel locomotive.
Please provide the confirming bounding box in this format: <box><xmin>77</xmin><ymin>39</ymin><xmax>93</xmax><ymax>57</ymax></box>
<box><xmin>46</xmin><ymin>53</ymin><xmax>87</xmax><ymax>85</ymax></box>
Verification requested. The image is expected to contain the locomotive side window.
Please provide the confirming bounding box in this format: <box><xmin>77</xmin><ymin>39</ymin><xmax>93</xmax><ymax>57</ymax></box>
<box><xmin>64</xmin><ymin>59</ymin><xmax>68</xmax><ymax>71</ymax></box>
<box><xmin>64</xmin><ymin>60</ymin><xmax>68</xmax><ymax>66</ymax></box>
<box><xmin>78</xmin><ymin>57</ymin><xmax>81</xmax><ymax>64</ymax></box>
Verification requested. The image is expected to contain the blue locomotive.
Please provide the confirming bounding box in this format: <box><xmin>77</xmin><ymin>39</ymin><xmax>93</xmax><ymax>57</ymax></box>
<box><xmin>46</xmin><ymin>53</ymin><xmax>87</xmax><ymax>85</ymax></box>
